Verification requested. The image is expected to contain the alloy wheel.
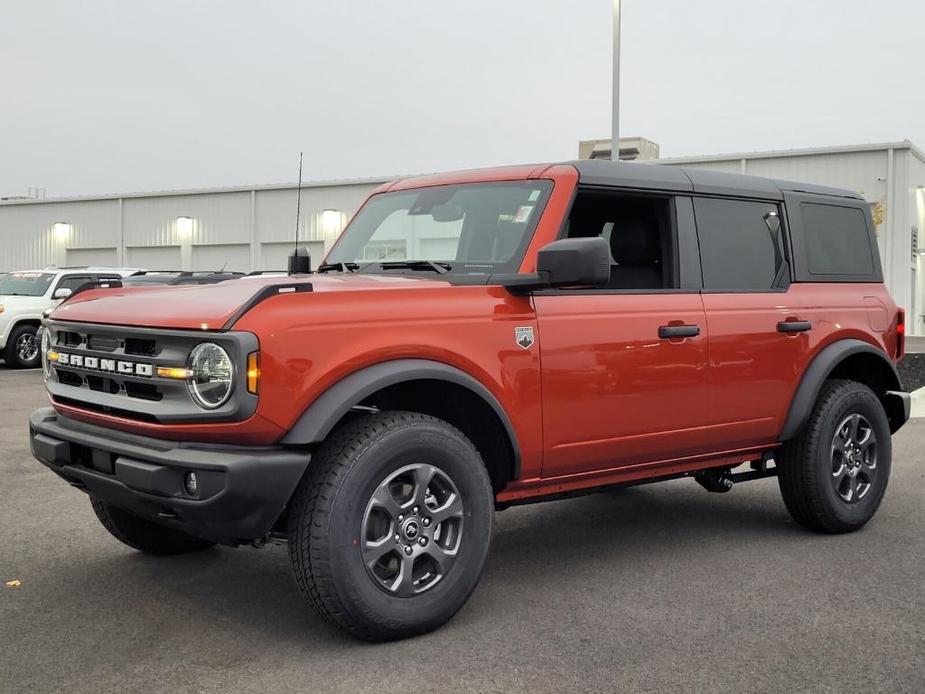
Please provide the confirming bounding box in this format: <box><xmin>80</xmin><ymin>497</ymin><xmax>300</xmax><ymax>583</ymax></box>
<box><xmin>830</xmin><ymin>413</ymin><xmax>877</xmax><ymax>504</ymax></box>
<box><xmin>361</xmin><ymin>463</ymin><xmax>464</xmax><ymax>596</ymax></box>
<box><xmin>16</xmin><ymin>332</ymin><xmax>38</xmax><ymax>363</ymax></box>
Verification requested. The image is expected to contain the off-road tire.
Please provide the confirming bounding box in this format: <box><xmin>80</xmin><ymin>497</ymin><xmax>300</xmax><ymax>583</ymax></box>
<box><xmin>5</xmin><ymin>324</ymin><xmax>40</xmax><ymax>369</ymax></box>
<box><xmin>90</xmin><ymin>497</ymin><xmax>216</xmax><ymax>555</ymax></box>
<box><xmin>287</xmin><ymin>411</ymin><xmax>494</xmax><ymax>642</ymax></box>
<box><xmin>777</xmin><ymin>379</ymin><xmax>891</xmax><ymax>533</ymax></box>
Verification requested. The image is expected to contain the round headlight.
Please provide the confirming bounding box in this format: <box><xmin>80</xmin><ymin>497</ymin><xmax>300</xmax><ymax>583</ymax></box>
<box><xmin>41</xmin><ymin>327</ymin><xmax>52</xmax><ymax>378</ymax></box>
<box><xmin>187</xmin><ymin>343</ymin><xmax>234</xmax><ymax>409</ymax></box>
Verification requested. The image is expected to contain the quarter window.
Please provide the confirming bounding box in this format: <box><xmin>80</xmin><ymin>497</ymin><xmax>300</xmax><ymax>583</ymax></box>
<box><xmin>800</xmin><ymin>203</ymin><xmax>874</xmax><ymax>275</ymax></box>
<box><xmin>694</xmin><ymin>198</ymin><xmax>786</xmax><ymax>291</ymax></box>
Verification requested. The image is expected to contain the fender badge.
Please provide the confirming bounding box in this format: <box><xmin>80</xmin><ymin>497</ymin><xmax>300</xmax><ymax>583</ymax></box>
<box><xmin>515</xmin><ymin>326</ymin><xmax>534</xmax><ymax>350</ymax></box>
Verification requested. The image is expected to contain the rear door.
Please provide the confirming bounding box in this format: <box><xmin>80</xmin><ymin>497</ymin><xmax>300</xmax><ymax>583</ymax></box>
<box><xmin>535</xmin><ymin>190</ymin><xmax>712</xmax><ymax>478</ymax></box>
<box><xmin>693</xmin><ymin>196</ymin><xmax>811</xmax><ymax>447</ymax></box>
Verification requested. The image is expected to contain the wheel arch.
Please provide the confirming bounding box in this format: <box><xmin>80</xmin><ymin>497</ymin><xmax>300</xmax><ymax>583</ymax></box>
<box><xmin>10</xmin><ymin>318</ymin><xmax>41</xmax><ymax>331</ymax></box>
<box><xmin>780</xmin><ymin>339</ymin><xmax>905</xmax><ymax>440</ymax></box>
<box><xmin>281</xmin><ymin>359</ymin><xmax>521</xmax><ymax>490</ymax></box>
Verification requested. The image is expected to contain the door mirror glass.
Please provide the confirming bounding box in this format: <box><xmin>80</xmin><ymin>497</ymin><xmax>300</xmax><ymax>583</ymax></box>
<box><xmin>536</xmin><ymin>237</ymin><xmax>611</xmax><ymax>288</ymax></box>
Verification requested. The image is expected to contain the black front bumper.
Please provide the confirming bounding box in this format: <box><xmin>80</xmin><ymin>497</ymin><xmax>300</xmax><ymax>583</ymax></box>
<box><xmin>29</xmin><ymin>407</ymin><xmax>311</xmax><ymax>546</ymax></box>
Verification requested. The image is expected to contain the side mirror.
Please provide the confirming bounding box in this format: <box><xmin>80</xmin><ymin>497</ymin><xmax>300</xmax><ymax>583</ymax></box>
<box><xmin>536</xmin><ymin>237</ymin><xmax>611</xmax><ymax>288</ymax></box>
<box><xmin>53</xmin><ymin>288</ymin><xmax>72</xmax><ymax>300</ymax></box>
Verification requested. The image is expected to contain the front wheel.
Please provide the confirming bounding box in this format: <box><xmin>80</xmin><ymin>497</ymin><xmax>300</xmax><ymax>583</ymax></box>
<box><xmin>5</xmin><ymin>324</ymin><xmax>40</xmax><ymax>369</ymax></box>
<box><xmin>777</xmin><ymin>379</ymin><xmax>892</xmax><ymax>533</ymax></box>
<box><xmin>287</xmin><ymin>411</ymin><xmax>494</xmax><ymax>641</ymax></box>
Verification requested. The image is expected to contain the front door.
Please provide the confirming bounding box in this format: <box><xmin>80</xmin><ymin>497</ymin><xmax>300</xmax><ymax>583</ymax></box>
<box><xmin>535</xmin><ymin>189</ymin><xmax>712</xmax><ymax>478</ymax></box>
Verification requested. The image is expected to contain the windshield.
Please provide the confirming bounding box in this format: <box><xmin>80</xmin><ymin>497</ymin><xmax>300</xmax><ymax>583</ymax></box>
<box><xmin>326</xmin><ymin>181</ymin><xmax>553</xmax><ymax>274</ymax></box>
<box><xmin>0</xmin><ymin>272</ymin><xmax>55</xmax><ymax>297</ymax></box>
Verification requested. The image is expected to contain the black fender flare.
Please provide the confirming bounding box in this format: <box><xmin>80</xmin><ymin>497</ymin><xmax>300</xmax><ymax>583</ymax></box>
<box><xmin>779</xmin><ymin>339</ymin><xmax>904</xmax><ymax>441</ymax></box>
<box><xmin>281</xmin><ymin>359</ymin><xmax>522</xmax><ymax>477</ymax></box>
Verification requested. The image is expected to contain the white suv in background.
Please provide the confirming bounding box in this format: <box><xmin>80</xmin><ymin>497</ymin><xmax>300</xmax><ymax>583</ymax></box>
<box><xmin>0</xmin><ymin>267</ymin><xmax>140</xmax><ymax>368</ymax></box>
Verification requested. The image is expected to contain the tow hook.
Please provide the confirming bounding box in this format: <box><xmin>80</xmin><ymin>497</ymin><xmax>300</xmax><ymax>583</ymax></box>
<box><xmin>695</xmin><ymin>468</ymin><xmax>735</xmax><ymax>493</ymax></box>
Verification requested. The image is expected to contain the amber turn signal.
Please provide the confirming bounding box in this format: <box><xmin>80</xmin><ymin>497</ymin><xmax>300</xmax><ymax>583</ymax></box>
<box><xmin>157</xmin><ymin>366</ymin><xmax>192</xmax><ymax>380</ymax></box>
<box><xmin>246</xmin><ymin>352</ymin><xmax>260</xmax><ymax>394</ymax></box>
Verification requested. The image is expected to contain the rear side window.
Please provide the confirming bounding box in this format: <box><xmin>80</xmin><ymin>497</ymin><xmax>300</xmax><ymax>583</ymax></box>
<box><xmin>800</xmin><ymin>203</ymin><xmax>874</xmax><ymax>275</ymax></box>
<box><xmin>693</xmin><ymin>198</ymin><xmax>785</xmax><ymax>291</ymax></box>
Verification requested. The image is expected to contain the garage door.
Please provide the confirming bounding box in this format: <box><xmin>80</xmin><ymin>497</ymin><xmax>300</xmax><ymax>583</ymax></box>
<box><xmin>192</xmin><ymin>244</ymin><xmax>251</xmax><ymax>273</ymax></box>
<box><xmin>66</xmin><ymin>248</ymin><xmax>118</xmax><ymax>267</ymax></box>
<box><xmin>262</xmin><ymin>242</ymin><xmax>325</xmax><ymax>272</ymax></box>
<box><xmin>126</xmin><ymin>246</ymin><xmax>182</xmax><ymax>270</ymax></box>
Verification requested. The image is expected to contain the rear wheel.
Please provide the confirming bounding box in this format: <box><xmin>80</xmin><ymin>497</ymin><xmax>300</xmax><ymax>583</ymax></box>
<box><xmin>777</xmin><ymin>379</ymin><xmax>891</xmax><ymax>533</ymax></box>
<box><xmin>287</xmin><ymin>411</ymin><xmax>494</xmax><ymax>641</ymax></box>
<box><xmin>5</xmin><ymin>324</ymin><xmax>40</xmax><ymax>369</ymax></box>
<box><xmin>90</xmin><ymin>497</ymin><xmax>216</xmax><ymax>555</ymax></box>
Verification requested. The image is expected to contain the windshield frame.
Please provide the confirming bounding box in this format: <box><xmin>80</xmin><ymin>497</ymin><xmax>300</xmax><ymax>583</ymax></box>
<box><xmin>324</xmin><ymin>180</ymin><xmax>554</xmax><ymax>275</ymax></box>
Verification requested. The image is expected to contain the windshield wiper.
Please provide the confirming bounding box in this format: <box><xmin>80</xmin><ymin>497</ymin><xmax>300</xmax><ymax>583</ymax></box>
<box><xmin>316</xmin><ymin>262</ymin><xmax>360</xmax><ymax>274</ymax></box>
<box><xmin>378</xmin><ymin>260</ymin><xmax>451</xmax><ymax>274</ymax></box>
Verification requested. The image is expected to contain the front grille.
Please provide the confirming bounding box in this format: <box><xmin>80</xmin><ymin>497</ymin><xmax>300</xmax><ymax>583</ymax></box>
<box><xmin>87</xmin><ymin>335</ymin><xmax>119</xmax><ymax>352</ymax></box>
<box><xmin>125</xmin><ymin>338</ymin><xmax>157</xmax><ymax>357</ymax></box>
<box><xmin>124</xmin><ymin>381</ymin><xmax>163</xmax><ymax>402</ymax></box>
<box><xmin>86</xmin><ymin>374</ymin><xmax>120</xmax><ymax>394</ymax></box>
<box><xmin>44</xmin><ymin>319</ymin><xmax>257</xmax><ymax>425</ymax></box>
<box><xmin>57</xmin><ymin>369</ymin><xmax>83</xmax><ymax>388</ymax></box>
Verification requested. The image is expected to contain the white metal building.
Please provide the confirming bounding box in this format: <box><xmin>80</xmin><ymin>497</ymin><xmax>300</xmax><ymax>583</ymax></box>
<box><xmin>0</xmin><ymin>178</ymin><xmax>385</xmax><ymax>274</ymax></box>
<box><xmin>2</xmin><ymin>140</ymin><xmax>923</xmax><ymax>333</ymax></box>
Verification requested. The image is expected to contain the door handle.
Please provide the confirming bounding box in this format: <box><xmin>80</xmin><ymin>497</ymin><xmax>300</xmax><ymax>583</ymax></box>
<box><xmin>658</xmin><ymin>324</ymin><xmax>701</xmax><ymax>339</ymax></box>
<box><xmin>777</xmin><ymin>320</ymin><xmax>812</xmax><ymax>334</ymax></box>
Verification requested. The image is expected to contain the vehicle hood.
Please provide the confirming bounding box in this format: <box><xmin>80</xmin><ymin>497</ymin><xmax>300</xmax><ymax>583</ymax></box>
<box><xmin>48</xmin><ymin>274</ymin><xmax>449</xmax><ymax>330</ymax></box>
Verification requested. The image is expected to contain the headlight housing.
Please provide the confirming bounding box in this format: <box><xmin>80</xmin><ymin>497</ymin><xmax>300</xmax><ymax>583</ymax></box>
<box><xmin>40</xmin><ymin>327</ymin><xmax>52</xmax><ymax>378</ymax></box>
<box><xmin>187</xmin><ymin>343</ymin><xmax>234</xmax><ymax>409</ymax></box>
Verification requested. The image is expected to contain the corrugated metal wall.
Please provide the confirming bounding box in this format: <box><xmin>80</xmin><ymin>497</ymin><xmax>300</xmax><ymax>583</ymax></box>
<box><xmin>0</xmin><ymin>181</ymin><xmax>380</xmax><ymax>274</ymax></box>
<box><xmin>0</xmin><ymin>199</ymin><xmax>120</xmax><ymax>270</ymax></box>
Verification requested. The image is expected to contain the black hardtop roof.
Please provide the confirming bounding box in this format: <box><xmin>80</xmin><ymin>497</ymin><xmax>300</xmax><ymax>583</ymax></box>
<box><xmin>568</xmin><ymin>160</ymin><xmax>864</xmax><ymax>201</ymax></box>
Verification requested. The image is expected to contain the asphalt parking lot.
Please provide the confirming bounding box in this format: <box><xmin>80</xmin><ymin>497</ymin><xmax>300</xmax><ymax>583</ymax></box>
<box><xmin>2</xmin><ymin>369</ymin><xmax>923</xmax><ymax>693</ymax></box>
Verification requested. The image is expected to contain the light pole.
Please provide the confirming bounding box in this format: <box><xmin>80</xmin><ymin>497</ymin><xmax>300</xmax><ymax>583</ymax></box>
<box><xmin>611</xmin><ymin>0</ymin><xmax>622</xmax><ymax>161</ymax></box>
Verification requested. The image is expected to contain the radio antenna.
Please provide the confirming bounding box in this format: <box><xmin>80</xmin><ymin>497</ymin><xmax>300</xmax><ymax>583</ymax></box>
<box><xmin>294</xmin><ymin>151</ymin><xmax>303</xmax><ymax>255</ymax></box>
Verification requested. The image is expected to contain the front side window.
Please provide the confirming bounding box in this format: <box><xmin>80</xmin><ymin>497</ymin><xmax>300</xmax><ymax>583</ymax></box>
<box><xmin>55</xmin><ymin>275</ymin><xmax>92</xmax><ymax>294</ymax></box>
<box><xmin>326</xmin><ymin>181</ymin><xmax>553</xmax><ymax>274</ymax></box>
<box><xmin>564</xmin><ymin>190</ymin><xmax>677</xmax><ymax>290</ymax></box>
<box><xmin>694</xmin><ymin>198</ymin><xmax>786</xmax><ymax>291</ymax></box>
<box><xmin>0</xmin><ymin>272</ymin><xmax>55</xmax><ymax>297</ymax></box>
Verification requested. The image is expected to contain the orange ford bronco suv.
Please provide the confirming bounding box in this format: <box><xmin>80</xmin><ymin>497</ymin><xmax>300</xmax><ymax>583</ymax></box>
<box><xmin>30</xmin><ymin>161</ymin><xmax>910</xmax><ymax>640</ymax></box>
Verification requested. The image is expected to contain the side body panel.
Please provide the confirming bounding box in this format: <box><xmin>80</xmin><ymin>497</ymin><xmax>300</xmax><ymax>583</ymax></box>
<box><xmin>237</xmin><ymin>284</ymin><xmax>544</xmax><ymax>475</ymax></box>
<box><xmin>533</xmin><ymin>292</ymin><xmax>709</xmax><ymax>476</ymax></box>
<box><xmin>703</xmin><ymin>287</ymin><xmax>896</xmax><ymax>450</ymax></box>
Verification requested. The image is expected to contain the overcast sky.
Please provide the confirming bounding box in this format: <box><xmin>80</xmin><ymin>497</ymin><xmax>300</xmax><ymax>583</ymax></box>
<box><xmin>3</xmin><ymin>0</ymin><xmax>924</xmax><ymax>197</ymax></box>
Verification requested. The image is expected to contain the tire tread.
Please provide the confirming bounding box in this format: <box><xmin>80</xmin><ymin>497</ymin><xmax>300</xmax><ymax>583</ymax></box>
<box><xmin>777</xmin><ymin>379</ymin><xmax>889</xmax><ymax>534</ymax></box>
<box><xmin>287</xmin><ymin>411</ymin><xmax>490</xmax><ymax>640</ymax></box>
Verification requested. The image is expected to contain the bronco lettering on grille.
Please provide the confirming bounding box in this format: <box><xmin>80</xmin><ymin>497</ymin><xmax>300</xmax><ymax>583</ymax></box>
<box><xmin>57</xmin><ymin>352</ymin><xmax>153</xmax><ymax>378</ymax></box>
